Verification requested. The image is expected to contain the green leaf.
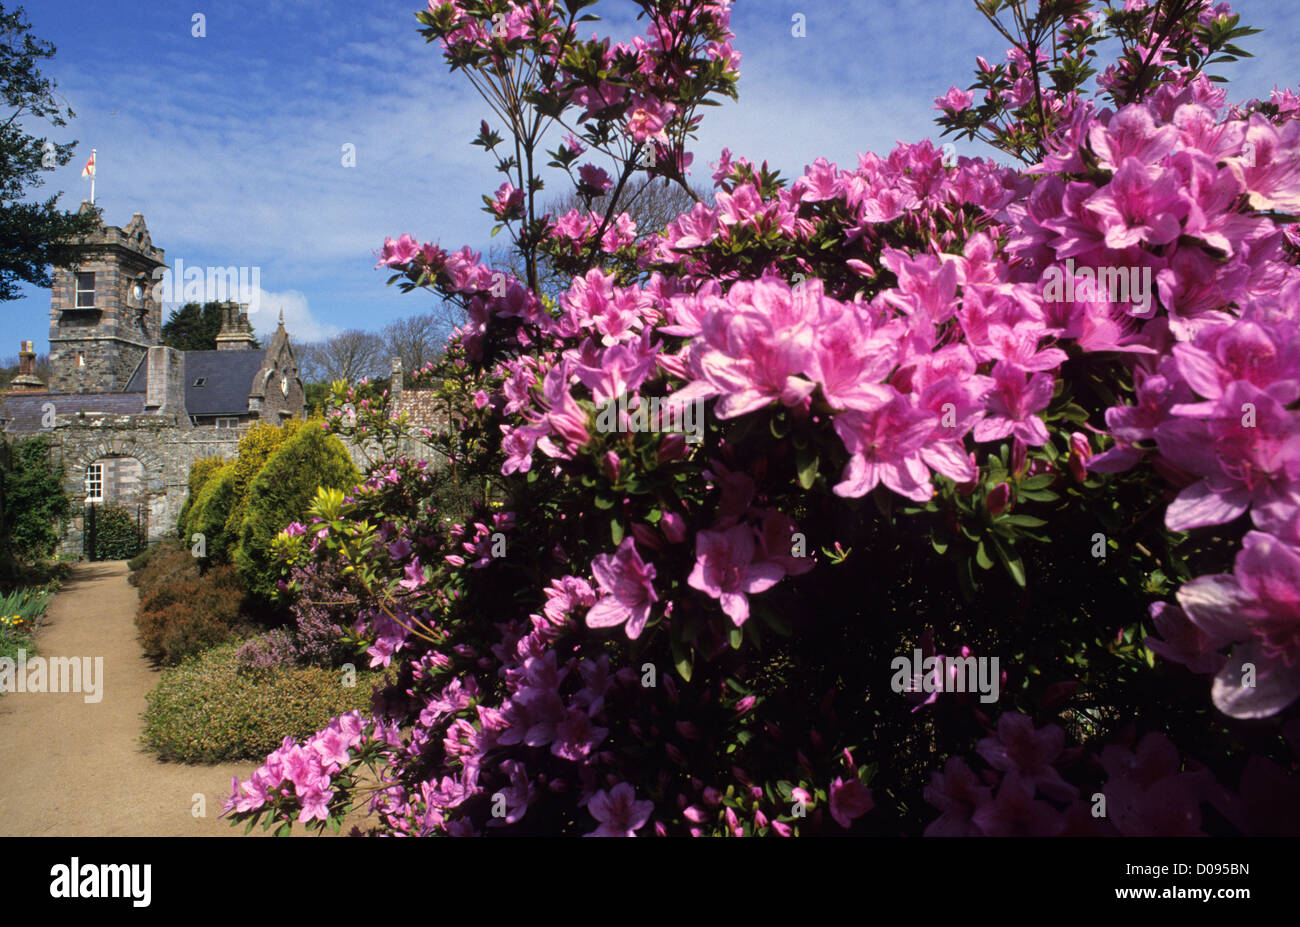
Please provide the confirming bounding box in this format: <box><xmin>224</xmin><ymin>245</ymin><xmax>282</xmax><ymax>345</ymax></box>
<box><xmin>975</xmin><ymin>539</ymin><xmax>994</xmax><ymax>570</ymax></box>
<box><xmin>1002</xmin><ymin>514</ymin><xmax>1048</xmax><ymax>528</ymax></box>
<box><xmin>729</xmin><ymin>626</ymin><xmax>743</xmax><ymax>649</ymax></box>
<box><xmin>796</xmin><ymin>446</ymin><xmax>819</xmax><ymax>490</ymax></box>
<box><xmin>672</xmin><ymin>637</ymin><xmax>693</xmax><ymax>682</ymax></box>
<box><xmin>611</xmin><ymin>518</ymin><xmax>624</xmax><ymax>546</ymax></box>
<box><xmin>991</xmin><ymin>536</ymin><xmax>1026</xmax><ymax>587</ymax></box>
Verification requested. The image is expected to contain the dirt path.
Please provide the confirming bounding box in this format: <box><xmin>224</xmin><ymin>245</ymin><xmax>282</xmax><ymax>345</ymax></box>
<box><xmin>0</xmin><ymin>561</ymin><xmax>271</xmax><ymax>837</ymax></box>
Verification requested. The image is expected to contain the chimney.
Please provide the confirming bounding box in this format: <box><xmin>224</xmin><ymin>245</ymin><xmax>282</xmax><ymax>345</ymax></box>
<box><xmin>7</xmin><ymin>340</ymin><xmax>46</xmax><ymax>392</ymax></box>
<box><xmin>215</xmin><ymin>300</ymin><xmax>257</xmax><ymax>351</ymax></box>
<box><xmin>390</xmin><ymin>357</ymin><xmax>403</xmax><ymax>396</ymax></box>
<box><xmin>145</xmin><ymin>345</ymin><xmax>188</xmax><ymax>424</ymax></box>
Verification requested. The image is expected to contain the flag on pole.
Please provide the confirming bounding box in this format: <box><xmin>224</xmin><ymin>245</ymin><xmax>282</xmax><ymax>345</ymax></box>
<box><xmin>82</xmin><ymin>149</ymin><xmax>96</xmax><ymax>205</ymax></box>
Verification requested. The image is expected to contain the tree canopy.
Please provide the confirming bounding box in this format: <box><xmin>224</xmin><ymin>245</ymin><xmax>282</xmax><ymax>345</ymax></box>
<box><xmin>0</xmin><ymin>2</ymin><xmax>99</xmax><ymax>302</ymax></box>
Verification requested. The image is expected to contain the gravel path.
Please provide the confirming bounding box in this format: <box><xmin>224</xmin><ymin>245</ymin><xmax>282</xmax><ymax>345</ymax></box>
<box><xmin>0</xmin><ymin>561</ymin><xmax>268</xmax><ymax>837</ymax></box>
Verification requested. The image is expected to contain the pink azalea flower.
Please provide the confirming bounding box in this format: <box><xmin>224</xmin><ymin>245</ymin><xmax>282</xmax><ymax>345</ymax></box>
<box><xmin>687</xmin><ymin>525</ymin><xmax>785</xmax><ymax>627</ymax></box>
<box><xmin>828</xmin><ymin>777</ymin><xmax>873</xmax><ymax>829</ymax></box>
<box><xmin>971</xmin><ymin>772</ymin><xmax>1065</xmax><ymax>837</ymax></box>
<box><xmin>972</xmin><ymin>362</ymin><xmax>1054</xmax><ymax>447</ymax></box>
<box><xmin>577</xmin><ymin>163</ymin><xmax>613</xmax><ymax>193</ymax></box>
<box><xmin>1157</xmin><ymin>382</ymin><xmax>1300</xmax><ymax>531</ymax></box>
<box><xmin>1083</xmin><ymin>157</ymin><xmax>1189</xmax><ymax>250</ymax></box>
<box><xmin>832</xmin><ymin>390</ymin><xmax>939</xmax><ymax>502</ymax></box>
<box><xmin>934</xmin><ymin>85</ymin><xmax>974</xmax><ymax>114</ymax></box>
<box><xmin>1144</xmin><ymin>601</ymin><xmax>1229</xmax><ymax>675</ymax></box>
<box><xmin>586</xmin><ymin>537</ymin><xmax>659</xmax><ymax>639</ymax></box>
<box><xmin>923</xmin><ymin>757</ymin><xmax>992</xmax><ymax>836</ymax></box>
<box><xmin>625</xmin><ymin>95</ymin><xmax>673</xmax><ymax>144</ymax></box>
<box><xmin>585</xmin><ymin>782</ymin><xmax>654</xmax><ymax>837</ymax></box>
<box><xmin>491</xmin><ymin>182</ymin><xmax>525</xmax><ymax>219</ymax></box>
<box><xmin>1226</xmin><ymin>114</ymin><xmax>1300</xmax><ymax>212</ymax></box>
<box><xmin>399</xmin><ymin>557</ymin><xmax>425</xmax><ymax>591</ymax></box>
<box><xmin>1176</xmin><ymin>531</ymin><xmax>1300</xmax><ymax>718</ymax></box>
<box><xmin>1088</xmin><ymin>104</ymin><xmax>1179</xmax><ymax>171</ymax></box>
<box><xmin>975</xmin><ymin>712</ymin><xmax>1078</xmax><ymax>801</ymax></box>
<box><xmin>375</xmin><ymin>233</ymin><xmax>420</xmax><ymax>268</ymax></box>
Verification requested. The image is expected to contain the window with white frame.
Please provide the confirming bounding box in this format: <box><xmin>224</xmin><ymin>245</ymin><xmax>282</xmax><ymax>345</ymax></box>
<box><xmin>75</xmin><ymin>272</ymin><xmax>96</xmax><ymax>308</ymax></box>
<box><xmin>214</xmin><ymin>417</ymin><xmax>239</xmax><ymax>429</ymax></box>
<box><xmin>86</xmin><ymin>462</ymin><xmax>103</xmax><ymax>502</ymax></box>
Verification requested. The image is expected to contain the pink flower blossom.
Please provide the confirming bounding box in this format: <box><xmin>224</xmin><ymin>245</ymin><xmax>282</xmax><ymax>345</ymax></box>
<box><xmin>687</xmin><ymin>525</ymin><xmax>784</xmax><ymax>627</ymax></box>
<box><xmin>585</xmin><ymin>783</ymin><xmax>654</xmax><ymax>837</ymax></box>
<box><xmin>586</xmin><ymin>537</ymin><xmax>659</xmax><ymax>639</ymax></box>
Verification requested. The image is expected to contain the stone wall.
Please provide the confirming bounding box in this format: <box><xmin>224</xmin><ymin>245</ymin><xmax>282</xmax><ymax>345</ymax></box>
<box><xmin>38</xmin><ymin>413</ymin><xmax>242</xmax><ymax>556</ymax></box>
<box><xmin>28</xmin><ymin>415</ymin><xmax>445</xmax><ymax>558</ymax></box>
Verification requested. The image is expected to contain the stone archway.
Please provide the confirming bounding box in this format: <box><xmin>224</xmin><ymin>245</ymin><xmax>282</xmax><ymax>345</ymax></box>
<box><xmin>62</xmin><ymin>435</ymin><xmax>169</xmax><ymax>555</ymax></box>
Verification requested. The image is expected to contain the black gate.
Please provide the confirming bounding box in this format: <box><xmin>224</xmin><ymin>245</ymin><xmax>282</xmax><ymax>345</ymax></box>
<box><xmin>84</xmin><ymin>501</ymin><xmax>96</xmax><ymax>562</ymax></box>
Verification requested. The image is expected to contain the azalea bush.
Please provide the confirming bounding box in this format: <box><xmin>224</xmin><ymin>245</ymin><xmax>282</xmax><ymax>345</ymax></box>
<box><xmin>225</xmin><ymin>0</ymin><xmax>1300</xmax><ymax>837</ymax></box>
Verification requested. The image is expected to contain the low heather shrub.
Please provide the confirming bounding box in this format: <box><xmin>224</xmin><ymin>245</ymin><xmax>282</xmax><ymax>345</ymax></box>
<box><xmin>142</xmin><ymin>642</ymin><xmax>384</xmax><ymax>763</ymax></box>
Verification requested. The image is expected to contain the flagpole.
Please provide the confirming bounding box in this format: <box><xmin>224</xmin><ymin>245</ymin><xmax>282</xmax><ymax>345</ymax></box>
<box><xmin>90</xmin><ymin>148</ymin><xmax>95</xmax><ymax>205</ymax></box>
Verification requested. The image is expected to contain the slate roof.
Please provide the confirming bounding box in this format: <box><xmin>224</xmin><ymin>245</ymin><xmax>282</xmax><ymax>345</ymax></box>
<box><xmin>121</xmin><ymin>349</ymin><xmax>266</xmax><ymax>417</ymax></box>
<box><xmin>183</xmin><ymin>351</ymin><xmax>264</xmax><ymax>416</ymax></box>
<box><xmin>0</xmin><ymin>392</ymin><xmax>147</xmax><ymax>433</ymax></box>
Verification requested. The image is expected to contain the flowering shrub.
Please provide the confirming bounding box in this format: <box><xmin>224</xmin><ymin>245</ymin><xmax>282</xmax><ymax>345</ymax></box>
<box><xmin>226</xmin><ymin>0</ymin><xmax>1300</xmax><ymax>837</ymax></box>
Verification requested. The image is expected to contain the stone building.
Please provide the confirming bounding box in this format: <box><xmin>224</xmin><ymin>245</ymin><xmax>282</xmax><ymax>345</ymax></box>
<box><xmin>0</xmin><ymin>212</ymin><xmax>306</xmax><ymax>553</ymax></box>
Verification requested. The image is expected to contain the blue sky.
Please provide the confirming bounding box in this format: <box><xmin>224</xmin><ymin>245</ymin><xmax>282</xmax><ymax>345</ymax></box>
<box><xmin>8</xmin><ymin>0</ymin><xmax>1298</xmax><ymax>355</ymax></box>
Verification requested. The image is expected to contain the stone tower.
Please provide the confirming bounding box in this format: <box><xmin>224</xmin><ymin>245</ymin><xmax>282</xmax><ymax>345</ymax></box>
<box><xmin>48</xmin><ymin>209</ymin><xmax>167</xmax><ymax>393</ymax></box>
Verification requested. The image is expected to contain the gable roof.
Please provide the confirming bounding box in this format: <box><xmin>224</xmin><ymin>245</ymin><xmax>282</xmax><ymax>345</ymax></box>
<box><xmin>121</xmin><ymin>348</ymin><xmax>267</xmax><ymax>416</ymax></box>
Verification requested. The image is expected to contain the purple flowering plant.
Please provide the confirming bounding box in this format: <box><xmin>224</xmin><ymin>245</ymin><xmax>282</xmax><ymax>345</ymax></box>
<box><xmin>224</xmin><ymin>0</ymin><xmax>1300</xmax><ymax>837</ymax></box>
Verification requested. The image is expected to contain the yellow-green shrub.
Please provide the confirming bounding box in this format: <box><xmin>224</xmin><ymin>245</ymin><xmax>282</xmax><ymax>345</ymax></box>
<box><xmin>177</xmin><ymin>456</ymin><xmax>227</xmax><ymax>541</ymax></box>
<box><xmin>235</xmin><ymin>422</ymin><xmax>359</xmax><ymax>600</ymax></box>
<box><xmin>222</xmin><ymin>421</ymin><xmax>303</xmax><ymax>543</ymax></box>
<box><xmin>189</xmin><ymin>463</ymin><xmax>239</xmax><ymax>562</ymax></box>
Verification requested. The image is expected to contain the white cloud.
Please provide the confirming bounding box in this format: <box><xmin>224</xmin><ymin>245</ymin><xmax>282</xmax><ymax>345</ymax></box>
<box><xmin>246</xmin><ymin>288</ymin><xmax>337</xmax><ymax>342</ymax></box>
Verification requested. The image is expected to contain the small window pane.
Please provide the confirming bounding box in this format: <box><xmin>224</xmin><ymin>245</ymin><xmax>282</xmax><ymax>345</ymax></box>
<box><xmin>75</xmin><ymin>273</ymin><xmax>96</xmax><ymax>308</ymax></box>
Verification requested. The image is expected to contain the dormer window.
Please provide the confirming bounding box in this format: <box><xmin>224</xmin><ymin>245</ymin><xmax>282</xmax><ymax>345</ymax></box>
<box><xmin>75</xmin><ymin>272</ymin><xmax>96</xmax><ymax>308</ymax></box>
<box><xmin>193</xmin><ymin>377</ymin><xmax>207</xmax><ymax>387</ymax></box>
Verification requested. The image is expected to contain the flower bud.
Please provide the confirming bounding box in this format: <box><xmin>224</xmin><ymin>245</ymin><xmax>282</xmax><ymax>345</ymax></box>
<box><xmin>986</xmin><ymin>482</ymin><xmax>1011</xmax><ymax>517</ymax></box>
<box><xmin>1068</xmin><ymin>431</ymin><xmax>1092</xmax><ymax>482</ymax></box>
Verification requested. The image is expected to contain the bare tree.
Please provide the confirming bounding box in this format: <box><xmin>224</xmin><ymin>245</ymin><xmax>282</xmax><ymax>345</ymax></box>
<box><xmin>383</xmin><ymin>313</ymin><xmax>446</xmax><ymax>375</ymax></box>
<box><xmin>298</xmin><ymin>330</ymin><xmax>386</xmax><ymax>384</ymax></box>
